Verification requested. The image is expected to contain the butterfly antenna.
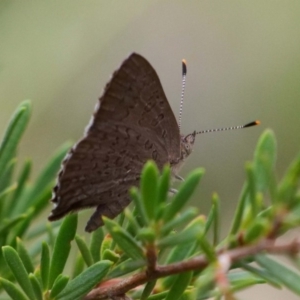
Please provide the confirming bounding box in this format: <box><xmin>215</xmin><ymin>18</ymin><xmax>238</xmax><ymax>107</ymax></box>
<box><xmin>178</xmin><ymin>59</ymin><xmax>187</xmax><ymax>131</ymax></box>
<box><xmin>196</xmin><ymin>120</ymin><xmax>260</xmax><ymax>135</ymax></box>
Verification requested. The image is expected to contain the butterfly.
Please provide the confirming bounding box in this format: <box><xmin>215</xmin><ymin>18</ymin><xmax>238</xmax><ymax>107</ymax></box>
<box><xmin>48</xmin><ymin>53</ymin><xmax>197</xmax><ymax>232</ymax></box>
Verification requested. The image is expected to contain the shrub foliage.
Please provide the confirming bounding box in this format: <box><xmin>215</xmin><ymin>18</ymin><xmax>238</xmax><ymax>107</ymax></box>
<box><xmin>0</xmin><ymin>102</ymin><xmax>300</xmax><ymax>300</ymax></box>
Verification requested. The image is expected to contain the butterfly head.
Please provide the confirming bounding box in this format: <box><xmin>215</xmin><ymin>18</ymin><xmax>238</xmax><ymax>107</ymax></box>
<box><xmin>181</xmin><ymin>131</ymin><xmax>196</xmax><ymax>159</ymax></box>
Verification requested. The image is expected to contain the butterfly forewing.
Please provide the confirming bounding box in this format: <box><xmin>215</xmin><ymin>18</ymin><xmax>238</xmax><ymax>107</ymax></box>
<box><xmin>49</xmin><ymin>53</ymin><xmax>181</xmax><ymax>232</ymax></box>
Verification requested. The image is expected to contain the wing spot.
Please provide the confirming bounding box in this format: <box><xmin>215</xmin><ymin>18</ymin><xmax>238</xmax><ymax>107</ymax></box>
<box><xmin>144</xmin><ymin>101</ymin><xmax>156</xmax><ymax>112</ymax></box>
<box><xmin>151</xmin><ymin>113</ymin><xmax>164</xmax><ymax>127</ymax></box>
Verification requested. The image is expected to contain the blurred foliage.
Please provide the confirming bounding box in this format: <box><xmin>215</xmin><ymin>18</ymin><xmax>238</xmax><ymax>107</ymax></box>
<box><xmin>0</xmin><ymin>102</ymin><xmax>300</xmax><ymax>299</ymax></box>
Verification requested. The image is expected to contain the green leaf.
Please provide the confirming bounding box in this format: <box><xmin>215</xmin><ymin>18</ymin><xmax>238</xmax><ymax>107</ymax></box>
<box><xmin>228</xmin><ymin>270</ymin><xmax>265</xmax><ymax>292</ymax></box>
<box><xmin>178</xmin><ymin>289</ymin><xmax>195</xmax><ymax>300</ymax></box>
<box><xmin>256</xmin><ymin>254</ymin><xmax>300</xmax><ymax>294</ymax></box>
<box><xmin>34</xmin><ymin>268</ymin><xmax>43</xmax><ymax>290</ymax></box>
<box><xmin>163</xmin><ymin>168</ymin><xmax>204</xmax><ymax>222</ymax></box>
<box><xmin>72</xmin><ymin>255</ymin><xmax>85</xmax><ymax>279</ymax></box>
<box><xmin>16</xmin><ymin>237</ymin><xmax>34</xmax><ymax>274</ymax></box>
<box><xmin>100</xmin><ymin>234</ymin><xmax>113</xmax><ymax>260</ymax></box>
<box><xmin>0</xmin><ymin>181</ymin><xmax>17</xmax><ymax>231</ymax></box>
<box><xmin>141</xmin><ymin>280</ymin><xmax>156</xmax><ymax>300</ymax></box>
<box><xmin>277</xmin><ymin>152</ymin><xmax>300</xmax><ymax>207</ymax></box>
<box><xmin>165</xmin><ymin>242</ymin><xmax>196</xmax><ymax>265</ymax></box>
<box><xmin>0</xmin><ymin>183</ymin><xmax>17</xmax><ymax>205</ymax></box>
<box><xmin>285</xmin><ymin>201</ymin><xmax>300</xmax><ymax>228</ymax></box>
<box><xmin>13</xmin><ymin>141</ymin><xmax>71</xmax><ymax>214</ymax></box>
<box><xmin>229</xmin><ymin>183</ymin><xmax>248</xmax><ymax>235</ymax></box>
<box><xmin>101</xmin><ymin>249</ymin><xmax>120</xmax><ymax>263</ymax></box>
<box><xmin>165</xmin><ymin>271</ymin><xmax>193</xmax><ymax>300</ymax></box>
<box><xmin>48</xmin><ymin>214</ymin><xmax>77</xmax><ymax>288</ymax></box>
<box><xmin>26</xmin><ymin>226</ymin><xmax>57</xmax><ymax>260</ymax></box>
<box><xmin>40</xmin><ymin>242</ymin><xmax>50</xmax><ymax>290</ymax></box>
<box><xmin>47</xmin><ymin>222</ymin><xmax>56</xmax><ymax>248</ymax></box>
<box><xmin>243</xmin><ymin>219</ymin><xmax>270</xmax><ymax>244</ymax></box>
<box><xmin>50</xmin><ymin>274</ymin><xmax>69</xmax><ymax>299</ymax></box>
<box><xmin>104</xmin><ymin>218</ymin><xmax>144</xmax><ymax>260</ymax></box>
<box><xmin>141</xmin><ymin>161</ymin><xmax>159</xmax><ymax>220</ymax></box>
<box><xmin>75</xmin><ymin>235</ymin><xmax>93</xmax><ymax>267</ymax></box>
<box><xmin>161</xmin><ymin>207</ymin><xmax>198</xmax><ymax>236</ymax></box>
<box><xmin>0</xmin><ymin>101</ymin><xmax>31</xmax><ymax>183</ymax></box>
<box><xmin>257</xmin><ymin>206</ymin><xmax>273</xmax><ymax>219</ymax></box>
<box><xmin>29</xmin><ymin>273</ymin><xmax>43</xmax><ymax>300</ymax></box>
<box><xmin>124</xmin><ymin>207</ymin><xmax>140</xmax><ymax>236</ymax></box>
<box><xmin>7</xmin><ymin>159</ymin><xmax>31</xmax><ymax>214</ymax></box>
<box><xmin>117</xmin><ymin>211</ymin><xmax>125</xmax><ymax>227</ymax></box>
<box><xmin>0</xmin><ymin>158</ymin><xmax>16</xmax><ymax>201</ymax></box>
<box><xmin>29</xmin><ymin>188</ymin><xmax>52</xmax><ymax>219</ymax></box>
<box><xmin>195</xmin><ymin>266</ymin><xmax>216</xmax><ymax>299</ymax></box>
<box><xmin>208</xmin><ymin>193</ymin><xmax>220</xmax><ymax>246</ymax></box>
<box><xmin>2</xmin><ymin>246</ymin><xmax>35</xmax><ymax>299</ymax></box>
<box><xmin>246</xmin><ymin>162</ymin><xmax>258</xmax><ymax>218</ymax></box>
<box><xmin>157</xmin><ymin>165</ymin><xmax>171</xmax><ymax>207</ymax></box>
<box><xmin>90</xmin><ymin>227</ymin><xmax>104</xmax><ymax>263</ymax></box>
<box><xmin>0</xmin><ymin>277</ymin><xmax>29</xmax><ymax>300</ymax></box>
<box><xmin>137</xmin><ymin>227</ymin><xmax>156</xmax><ymax>244</ymax></box>
<box><xmin>155</xmin><ymin>167</ymin><xmax>171</xmax><ymax>221</ymax></box>
<box><xmin>107</xmin><ymin>258</ymin><xmax>145</xmax><ymax>279</ymax></box>
<box><xmin>158</xmin><ymin>216</ymin><xmax>204</xmax><ymax>249</ymax></box>
<box><xmin>0</xmin><ymin>214</ymin><xmax>26</xmax><ymax>235</ymax></box>
<box><xmin>130</xmin><ymin>186</ymin><xmax>148</xmax><ymax>227</ymax></box>
<box><xmin>148</xmin><ymin>291</ymin><xmax>168</xmax><ymax>300</ymax></box>
<box><xmin>8</xmin><ymin>207</ymin><xmax>35</xmax><ymax>244</ymax></box>
<box><xmin>238</xmin><ymin>261</ymin><xmax>281</xmax><ymax>287</ymax></box>
<box><xmin>253</xmin><ymin>129</ymin><xmax>277</xmax><ymax>196</ymax></box>
<box><xmin>213</xmin><ymin>194</ymin><xmax>220</xmax><ymax>246</ymax></box>
<box><xmin>26</xmin><ymin>219</ymin><xmax>61</xmax><ymax>240</ymax></box>
<box><xmin>198</xmin><ymin>236</ymin><xmax>216</xmax><ymax>262</ymax></box>
<box><xmin>240</xmin><ymin>192</ymin><xmax>266</xmax><ymax>240</ymax></box>
<box><xmin>57</xmin><ymin>260</ymin><xmax>112</xmax><ymax>300</ymax></box>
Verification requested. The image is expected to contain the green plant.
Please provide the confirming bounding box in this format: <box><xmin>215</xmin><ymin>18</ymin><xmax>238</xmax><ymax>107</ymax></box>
<box><xmin>1</xmin><ymin>102</ymin><xmax>300</xmax><ymax>300</ymax></box>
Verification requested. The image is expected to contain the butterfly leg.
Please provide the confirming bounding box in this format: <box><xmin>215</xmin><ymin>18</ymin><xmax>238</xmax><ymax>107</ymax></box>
<box><xmin>175</xmin><ymin>174</ymin><xmax>185</xmax><ymax>181</ymax></box>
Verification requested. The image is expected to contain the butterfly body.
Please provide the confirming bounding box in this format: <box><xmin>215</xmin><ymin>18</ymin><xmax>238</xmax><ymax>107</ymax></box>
<box><xmin>49</xmin><ymin>53</ymin><xmax>194</xmax><ymax>232</ymax></box>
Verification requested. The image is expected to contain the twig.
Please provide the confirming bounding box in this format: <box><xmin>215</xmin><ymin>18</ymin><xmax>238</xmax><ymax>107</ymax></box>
<box><xmin>146</xmin><ymin>243</ymin><xmax>157</xmax><ymax>275</ymax></box>
<box><xmin>84</xmin><ymin>239</ymin><xmax>300</xmax><ymax>300</ymax></box>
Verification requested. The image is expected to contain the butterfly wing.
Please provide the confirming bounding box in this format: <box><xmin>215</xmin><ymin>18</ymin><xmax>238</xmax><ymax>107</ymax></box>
<box><xmin>48</xmin><ymin>53</ymin><xmax>180</xmax><ymax>232</ymax></box>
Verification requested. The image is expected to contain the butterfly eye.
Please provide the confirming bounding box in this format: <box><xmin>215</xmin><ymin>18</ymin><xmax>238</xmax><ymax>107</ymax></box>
<box><xmin>184</xmin><ymin>142</ymin><xmax>192</xmax><ymax>154</ymax></box>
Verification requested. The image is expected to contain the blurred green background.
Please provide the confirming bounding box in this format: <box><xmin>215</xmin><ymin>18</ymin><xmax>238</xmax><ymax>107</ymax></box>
<box><xmin>1</xmin><ymin>2</ymin><xmax>300</xmax><ymax>299</ymax></box>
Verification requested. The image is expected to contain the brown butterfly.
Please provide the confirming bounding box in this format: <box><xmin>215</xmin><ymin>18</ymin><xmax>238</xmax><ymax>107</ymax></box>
<box><xmin>48</xmin><ymin>53</ymin><xmax>258</xmax><ymax>232</ymax></box>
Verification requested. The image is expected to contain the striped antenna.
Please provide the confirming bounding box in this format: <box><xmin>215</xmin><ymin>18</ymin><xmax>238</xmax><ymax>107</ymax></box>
<box><xmin>196</xmin><ymin>120</ymin><xmax>260</xmax><ymax>135</ymax></box>
<box><xmin>178</xmin><ymin>59</ymin><xmax>187</xmax><ymax>131</ymax></box>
